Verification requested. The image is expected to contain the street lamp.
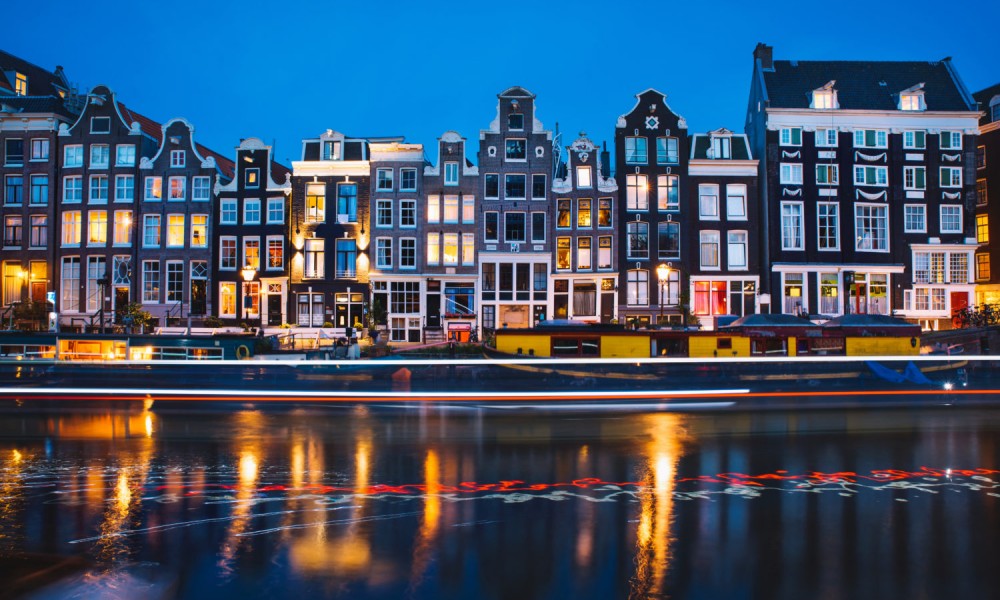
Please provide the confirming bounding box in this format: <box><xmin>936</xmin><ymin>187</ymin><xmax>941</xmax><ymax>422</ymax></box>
<box><xmin>656</xmin><ymin>262</ymin><xmax>671</xmax><ymax>325</ymax></box>
<box><xmin>241</xmin><ymin>265</ymin><xmax>259</xmax><ymax>333</ymax></box>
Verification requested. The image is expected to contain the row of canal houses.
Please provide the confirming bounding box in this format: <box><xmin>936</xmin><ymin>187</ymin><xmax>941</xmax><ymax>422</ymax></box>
<box><xmin>2</xmin><ymin>45</ymin><xmax>997</xmax><ymax>341</ymax></box>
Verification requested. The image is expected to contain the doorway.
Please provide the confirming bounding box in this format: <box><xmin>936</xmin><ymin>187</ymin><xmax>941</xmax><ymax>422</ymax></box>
<box><xmin>114</xmin><ymin>287</ymin><xmax>129</xmax><ymax>322</ymax></box>
<box><xmin>267</xmin><ymin>294</ymin><xmax>282</xmax><ymax>326</ymax></box>
<box><xmin>190</xmin><ymin>280</ymin><xmax>206</xmax><ymax>316</ymax></box>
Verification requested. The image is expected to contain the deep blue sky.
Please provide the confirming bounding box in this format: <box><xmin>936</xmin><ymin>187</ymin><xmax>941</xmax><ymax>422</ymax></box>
<box><xmin>6</xmin><ymin>0</ymin><xmax>992</xmax><ymax>167</ymax></box>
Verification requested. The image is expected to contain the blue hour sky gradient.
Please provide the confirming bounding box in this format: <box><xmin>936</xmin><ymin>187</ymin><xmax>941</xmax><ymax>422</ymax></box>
<box><xmin>7</xmin><ymin>0</ymin><xmax>992</xmax><ymax>168</ymax></box>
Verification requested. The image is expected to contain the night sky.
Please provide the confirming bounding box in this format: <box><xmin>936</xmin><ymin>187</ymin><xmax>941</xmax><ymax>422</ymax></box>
<box><xmin>7</xmin><ymin>0</ymin><xmax>992</xmax><ymax>166</ymax></box>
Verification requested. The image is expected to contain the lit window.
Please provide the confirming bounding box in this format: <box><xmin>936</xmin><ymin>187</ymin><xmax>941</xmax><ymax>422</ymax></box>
<box><xmin>88</xmin><ymin>211</ymin><xmax>107</xmax><ymax>246</ymax></box>
<box><xmin>577</xmin><ymin>166</ymin><xmax>592</xmax><ymax>189</ymax></box>
<box><xmin>191</xmin><ymin>215</ymin><xmax>207</xmax><ymax>247</ymax></box>
<box><xmin>306</xmin><ymin>183</ymin><xmax>325</xmax><ymax>223</ymax></box>
<box><xmin>14</xmin><ymin>73</ymin><xmax>27</xmax><ymax>96</ymax></box>
<box><xmin>900</xmin><ymin>93</ymin><xmax>924</xmax><ymax>111</ymax></box>
<box><xmin>144</xmin><ymin>177</ymin><xmax>162</xmax><ymax>201</ymax></box>
<box><xmin>168</xmin><ymin>176</ymin><xmax>186</xmax><ymax>201</ymax></box>
<box><xmin>245</xmin><ymin>168</ymin><xmax>259</xmax><ymax>189</ymax></box>
<box><xmin>167</xmin><ymin>214</ymin><xmax>185</xmax><ymax>247</ymax></box>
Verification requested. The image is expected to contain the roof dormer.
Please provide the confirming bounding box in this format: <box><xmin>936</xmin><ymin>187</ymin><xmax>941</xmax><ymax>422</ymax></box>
<box><xmin>811</xmin><ymin>80</ymin><xmax>838</xmax><ymax>110</ymax></box>
<box><xmin>899</xmin><ymin>83</ymin><xmax>927</xmax><ymax>111</ymax></box>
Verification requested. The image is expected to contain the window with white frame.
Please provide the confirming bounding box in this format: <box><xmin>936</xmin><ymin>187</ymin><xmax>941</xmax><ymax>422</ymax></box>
<box><xmin>903</xmin><ymin>130</ymin><xmax>926</xmax><ymax>149</ymax></box>
<box><xmin>900</xmin><ymin>93</ymin><xmax>925</xmax><ymax>111</ymax></box>
<box><xmin>598</xmin><ymin>236</ymin><xmax>612</xmax><ymax>269</ymax></box>
<box><xmin>817</xmin><ymin>202</ymin><xmax>839</xmax><ymax>250</ymax></box>
<box><xmin>144</xmin><ymin>177</ymin><xmax>162</xmax><ymax>201</ymax></box>
<box><xmin>625</xmin><ymin>137</ymin><xmax>647</xmax><ymax>164</ymax></box>
<box><xmin>484</xmin><ymin>211</ymin><xmax>499</xmax><ymax>242</ymax></box>
<box><xmin>815</xmin><ymin>128</ymin><xmax>838</xmax><ymax>147</ymax></box>
<box><xmin>64</xmin><ymin>145</ymin><xmax>83</xmax><ymax>168</ymax></box>
<box><xmin>627</xmin><ymin>269</ymin><xmax>648</xmax><ymax>306</ymax></box>
<box><xmin>699</xmin><ymin>184</ymin><xmax>719</xmax><ymax>219</ymax></box>
<box><xmin>64</xmin><ymin>176</ymin><xmax>82</xmax><ymax>203</ymax></box>
<box><xmin>855</xmin><ymin>204</ymin><xmax>888</xmax><ymax>251</ymax></box>
<box><xmin>577</xmin><ymin>166</ymin><xmax>592</xmax><ymax>189</ymax></box>
<box><xmin>657</xmin><ymin>174</ymin><xmax>679</xmax><ymax>211</ymax></box>
<box><xmin>426</xmin><ymin>232</ymin><xmax>440</xmax><ymax>265</ymax></box>
<box><xmin>940</xmin><ymin>167</ymin><xmax>962</xmax><ymax>188</ymax></box>
<box><xmin>700</xmin><ymin>231</ymin><xmax>720</xmax><ymax>269</ymax></box>
<box><xmin>813</xmin><ymin>90</ymin><xmax>836</xmax><ymax>109</ymax></box>
<box><xmin>728</xmin><ymin>231</ymin><xmax>748</xmax><ymax>269</ymax></box>
<box><xmin>400</xmin><ymin>168</ymin><xmax>416</xmax><ymax>191</ymax></box>
<box><xmin>426</xmin><ymin>195</ymin><xmax>440</xmax><ymax>223</ymax></box>
<box><xmin>375</xmin><ymin>238</ymin><xmax>392</xmax><ymax>269</ymax></box>
<box><xmin>166</xmin><ymin>214</ymin><xmax>185</xmax><ymax>247</ymax></box>
<box><xmin>192</xmin><ymin>176</ymin><xmax>211</xmax><ymax>201</ymax></box>
<box><xmin>462</xmin><ymin>195</ymin><xmax>475</xmax><ymax>223</ymax></box>
<box><xmin>116</xmin><ymin>144</ymin><xmax>135</xmax><ymax>166</ymax></box>
<box><xmin>780</xmin><ymin>163</ymin><xmax>803</xmax><ymax>184</ymax></box>
<box><xmin>445</xmin><ymin>162</ymin><xmax>459</xmax><ymax>185</ymax></box>
<box><xmin>853</xmin><ymin>129</ymin><xmax>888</xmax><ymax>148</ymax></box>
<box><xmin>266</xmin><ymin>197</ymin><xmax>284</xmax><ymax>224</ymax></box>
<box><xmin>168</xmin><ymin>176</ymin><xmax>185</xmax><ymax>201</ymax></box>
<box><xmin>243</xmin><ymin>237</ymin><xmax>260</xmax><ymax>270</ymax></box>
<box><xmin>556</xmin><ymin>237</ymin><xmax>571</xmax><ymax>270</ymax></box>
<box><xmin>904</xmin><ymin>166</ymin><xmax>926</xmax><ymax>189</ymax></box>
<box><xmin>443</xmin><ymin>233</ymin><xmax>459</xmax><ymax>266</ymax></box>
<box><xmin>444</xmin><ymin>195</ymin><xmax>459</xmax><ymax>223</ymax></box>
<box><xmin>376</xmin><ymin>168</ymin><xmax>393</xmax><ymax>191</ymax></box>
<box><xmin>940</xmin><ymin>131</ymin><xmax>962</xmax><ymax>150</ymax></box>
<box><xmin>245</xmin><ymin>168</ymin><xmax>259</xmax><ymax>189</ymax></box>
<box><xmin>780</xmin><ymin>127</ymin><xmax>802</xmax><ymax>146</ymax></box>
<box><xmin>267</xmin><ymin>236</ymin><xmax>284</xmax><ymax>270</ymax></box>
<box><xmin>113</xmin><ymin>210</ymin><xmax>132</xmax><ymax>246</ymax></box>
<box><xmin>462</xmin><ymin>233</ymin><xmax>475</xmax><ymax>265</ymax></box>
<box><xmin>657</xmin><ymin>137</ymin><xmax>679</xmax><ymax>164</ymax></box>
<box><xmin>143</xmin><ymin>215</ymin><xmax>160</xmax><ymax>247</ymax></box>
<box><xmin>142</xmin><ymin>261</ymin><xmax>160</xmax><ymax>303</ymax></box>
<box><xmin>484</xmin><ymin>174</ymin><xmax>499</xmax><ymax>198</ymax></box>
<box><xmin>598</xmin><ymin>198</ymin><xmax>612</xmax><ymax>227</ymax></box>
<box><xmin>531</xmin><ymin>212</ymin><xmax>546</xmax><ymax>243</ymax></box>
<box><xmin>191</xmin><ymin>214</ymin><xmax>207</xmax><ymax>248</ymax></box>
<box><xmin>505</xmin><ymin>139</ymin><xmax>526</xmax><ymax>161</ymax></box>
<box><xmin>626</xmin><ymin>174</ymin><xmax>648</xmax><ymax>210</ymax></box>
<box><xmin>504</xmin><ymin>212</ymin><xmax>526</xmax><ymax>243</ymax></box>
<box><xmin>219</xmin><ymin>237</ymin><xmax>237</xmax><ymax>270</ymax></box>
<box><xmin>951</xmin><ymin>253</ymin><xmax>969</xmax><ymax>283</ymax></box>
<box><xmin>165</xmin><ymin>261</ymin><xmax>184</xmax><ymax>303</ymax></box>
<box><xmin>854</xmin><ymin>165</ymin><xmax>888</xmax><ymax>186</ymax></box>
<box><xmin>532</xmin><ymin>174</ymin><xmax>546</xmax><ymax>200</ymax></box>
<box><xmin>573</xmin><ymin>199</ymin><xmax>590</xmax><ymax>228</ymax></box>
<box><xmin>376</xmin><ymin>199</ymin><xmax>392</xmax><ymax>228</ymax></box>
<box><xmin>657</xmin><ymin>221</ymin><xmax>680</xmax><ymax>260</ymax></box>
<box><xmin>400</xmin><ymin>238</ymin><xmax>416</xmax><ymax>269</ymax></box>
<box><xmin>30</xmin><ymin>138</ymin><xmax>49</xmax><ymax>161</ymax></box>
<box><xmin>29</xmin><ymin>175</ymin><xmax>47</xmax><ymax>205</ymax></box>
<box><xmin>627</xmin><ymin>221</ymin><xmax>648</xmax><ymax>259</ymax></box>
<box><xmin>60</xmin><ymin>257</ymin><xmax>80</xmax><ymax>312</ymax></box>
<box><xmin>505</xmin><ymin>174</ymin><xmax>526</xmax><ymax>199</ymax></box>
<box><xmin>304</xmin><ymin>238</ymin><xmax>324</xmax><ymax>278</ymax></box>
<box><xmin>244</xmin><ymin>198</ymin><xmax>261</xmax><ymax>224</ymax></box>
<box><xmin>400</xmin><ymin>199</ymin><xmax>416</xmax><ymax>227</ymax></box>
<box><xmin>306</xmin><ymin>183</ymin><xmax>325</xmax><ymax>223</ymax></box>
<box><xmin>115</xmin><ymin>175</ymin><xmax>134</xmax><ymax>202</ymax></box>
<box><xmin>219</xmin><ymin>282</ymin><xmax>236</xmax><ymax>317</ymax></box>
<box><xmin>577</xmin><ymin>237</ymin><xmax>592</xmax><ymax>270</ymax></box>
<box><xmin>711</xmin><ymin>136</ymin><xmax>731</xmax><ymax>159</ymax></box>
<box><xmin>904</xmin><ymin>204</ymin><xmax>926</xmax><ymax>233</ymax></box>
<box><xmin>940</xmin><ymin>205</ymin><xmax>962</xmax><ymax>233</ymax></box>
<box><xmin>816</xmin><ymin>164</ymin><xmax>839</xmax><ymax>185</ymax></box>
<box><xmin>170</xmin><ymin>150</ymin><xmax>185</xmax><ymax>168</ymax></box>
<box><xmin>89</xmin><ymin>175</ymin><xmax>108</xmax><ymax>203</ymax></box>
<box><xmin>90</xmin><ymin>144</ymin><xmax>109</xmax><ymax>169</ymax></box>
<box><xmin>87</xmin><ymin>210</ymin><xmax>107</xmax><ymax>246</ymax></box>
<box><xmin>220</xmin><ymin>198</ymin><xmax>237</xmax><ymax>224</ymax></box>
<box><xmin>780</xmin><ymin>202</ymin><xmax>804</xmax><ymax>250</ymax></box>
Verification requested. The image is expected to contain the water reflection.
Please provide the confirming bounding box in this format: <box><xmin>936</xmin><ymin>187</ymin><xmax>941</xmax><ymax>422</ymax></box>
<box><xmin>1</xmin><ymin>406</ymin><xmax>999</xmax><ymax>599</ymax></box>
<box><xmin>631</xmin><ymin>414</ymin><xmax>687</xmax><ymax>599</ymax></box>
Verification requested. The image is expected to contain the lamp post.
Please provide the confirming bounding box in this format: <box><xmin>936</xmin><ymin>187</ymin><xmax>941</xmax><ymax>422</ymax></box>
<box><xmin>241</xmin><ymin>265</ymin><xmax>259</xmax><ymax>333</ymax></box>
<box><xmin>656</xmin><ymin>263</ymin><xmax>671</xmax><ymax>325</ymax></box>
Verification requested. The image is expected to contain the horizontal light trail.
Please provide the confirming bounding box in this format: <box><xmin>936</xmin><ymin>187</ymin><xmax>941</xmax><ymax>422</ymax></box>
<box><xmin>0</xmin><ymin>387</ymin><xmax>751</xmax><ymax>402</ymax></box>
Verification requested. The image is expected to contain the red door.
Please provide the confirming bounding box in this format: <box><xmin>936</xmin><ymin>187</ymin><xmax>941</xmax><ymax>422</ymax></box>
<box><xmin>951</xmin><ymin>292</ymin><xmax>969</xmax><ymax>328</ymax></box>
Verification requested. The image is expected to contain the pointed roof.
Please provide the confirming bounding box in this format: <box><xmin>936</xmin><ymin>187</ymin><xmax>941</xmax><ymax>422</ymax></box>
<box><xmin>498</xmin><ymin>86</ymin><xmax>534</xmax><ymax>99</ymax></box>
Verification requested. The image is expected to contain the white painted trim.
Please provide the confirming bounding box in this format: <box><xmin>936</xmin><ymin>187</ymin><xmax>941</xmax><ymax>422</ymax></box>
<box><xmin>688</xmin><ymin>160</ymin><xmax>758</xmax><ymax>177</ymax></box>
<box><xmin>765</xmin><ymin>109</ymin><xmax>979</xmax><ymax>134</ymax></box>
<box><xmin>291</xmin><ymin>160</ymin><xmax>370</xmax><ymax>177</ymax></box>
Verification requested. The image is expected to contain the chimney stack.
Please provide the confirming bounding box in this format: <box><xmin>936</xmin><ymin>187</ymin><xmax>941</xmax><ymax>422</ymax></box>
<box><xmin>754</xmin><ymin>43</ymin><xmax>774</xmax><ymax>71</ymax></box>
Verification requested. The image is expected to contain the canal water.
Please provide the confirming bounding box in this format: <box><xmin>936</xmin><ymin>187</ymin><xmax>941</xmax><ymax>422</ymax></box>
<box><xmin>0</xmin><ymin>403</ymin><xmax>998</xmax><ymax>599</ymax></box>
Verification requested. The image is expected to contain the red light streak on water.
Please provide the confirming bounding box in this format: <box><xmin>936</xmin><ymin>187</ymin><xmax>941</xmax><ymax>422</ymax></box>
<box><xmin>155</xmin><ymin>467</ymin><xmax>1000</xmax><ymax>498</ymax></box>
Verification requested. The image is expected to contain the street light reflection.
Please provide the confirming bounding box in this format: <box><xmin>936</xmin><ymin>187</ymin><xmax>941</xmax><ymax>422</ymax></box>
<box><xmin>632</xmin><ymin>413</ymin><xmax>687</xmax><ymax>598</ymax></box>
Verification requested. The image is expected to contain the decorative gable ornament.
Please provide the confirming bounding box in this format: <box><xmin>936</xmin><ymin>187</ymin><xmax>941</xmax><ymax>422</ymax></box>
<box><xmin>645</xmin><ymin>116</ymin><xmax>659</xmax><ymax>130</ymax></box>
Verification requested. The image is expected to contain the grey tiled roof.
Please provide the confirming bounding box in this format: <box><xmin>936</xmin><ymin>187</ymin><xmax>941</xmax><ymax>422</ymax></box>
<box><xmin>0</xmin><ymin>95</ymin><xmax>73</xmax><ymax>117</ymax></box>
<box><xmin>763</xmin><ymin>60</ymin><xmax>975</xmax><ymax>112</ymax></box>
<box><xmin>973</xmin><ymin>83</ymin><xmax>1000</xmax><ymax>126</ymax></box>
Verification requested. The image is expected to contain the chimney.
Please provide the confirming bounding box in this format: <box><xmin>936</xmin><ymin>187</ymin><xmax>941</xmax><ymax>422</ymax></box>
<box><xmin>600</xmin><ymin>141</ymin><xmax>611</xmax><ymax>179</ymax></box>
<box><xmin>754</xmin><ymin>43</ymin><xmax>774</xmax><ymax>71</ymax></box>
